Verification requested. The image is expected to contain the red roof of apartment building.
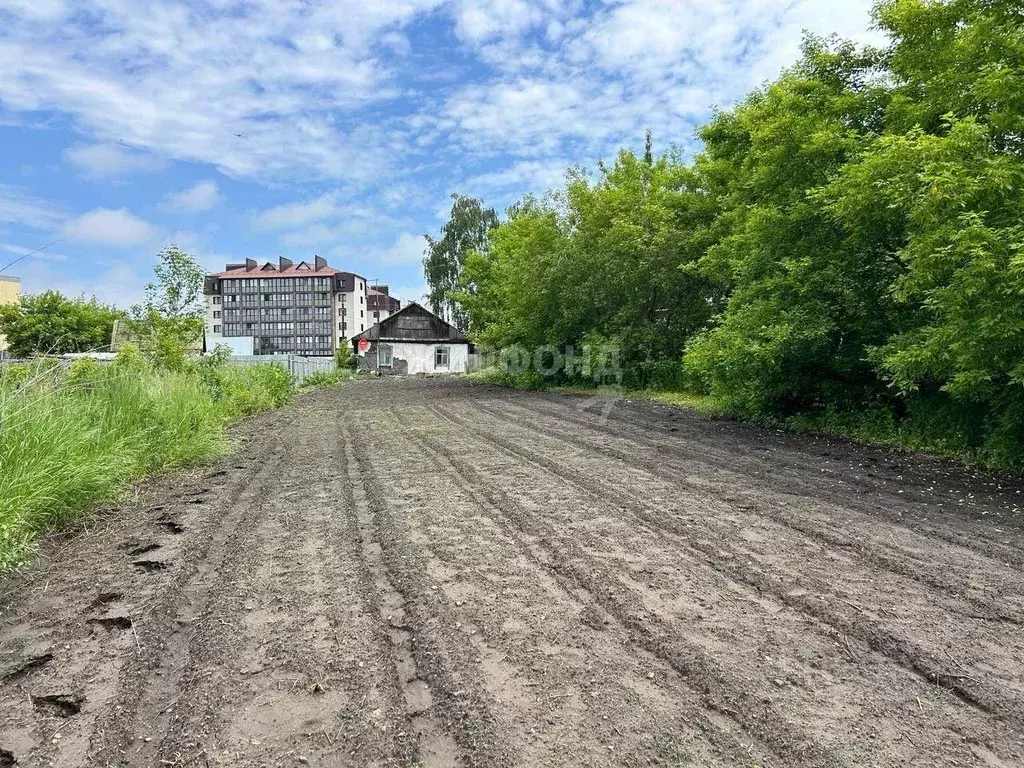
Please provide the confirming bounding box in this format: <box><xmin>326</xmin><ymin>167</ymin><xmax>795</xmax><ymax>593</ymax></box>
<box><xmin>212</xmin><ymin>256</ymin><xmax>346</xmax><ymax>279</ymax></box>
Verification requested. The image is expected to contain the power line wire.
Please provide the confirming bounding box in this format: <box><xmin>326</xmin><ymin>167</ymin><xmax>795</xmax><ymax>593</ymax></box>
<box><xmin>0</xmin><ymin>239</ymin><xmax>63</xmax><ymax>275</ymax></box>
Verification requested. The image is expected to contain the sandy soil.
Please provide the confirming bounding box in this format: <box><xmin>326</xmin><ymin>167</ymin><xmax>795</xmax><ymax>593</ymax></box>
<box><xmin>1</xmin><ymin>377</ymin><xmax>1023</xmax><ymax>767</ymax></box>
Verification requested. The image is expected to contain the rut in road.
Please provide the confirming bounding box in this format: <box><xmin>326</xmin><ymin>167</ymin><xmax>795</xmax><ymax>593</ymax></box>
<box><xmin>1</xmin><ymin>377</ymin><xmax>1022</xmax><ymax>767</ymax></box>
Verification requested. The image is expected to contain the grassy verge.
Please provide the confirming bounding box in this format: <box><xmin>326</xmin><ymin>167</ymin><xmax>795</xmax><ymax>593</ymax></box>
<box><xmin>0</xmin><ymin>348</ymin><xmax>294</xmax><ymax>574</ymax></box>
<box><xmin>470</xmin><ymin>367</ymin><xmax>1014</xmax><ymax>471</ymax></box>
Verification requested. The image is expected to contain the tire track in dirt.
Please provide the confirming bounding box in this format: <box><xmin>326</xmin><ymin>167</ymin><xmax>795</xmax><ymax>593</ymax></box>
<box><xmin>344</xmin><ymin>411</ymin><xmax>512</xmax><ymax>768</ymax></box>
<box><xmin>143</xmin><ymin>403</ymin><xmax>411</xmax><ymax>767</ymax></box>
<box><xmin>387</xmin><ymin>407</ymin><xmax>782</xmax><ymax>767</ymax></box>
<box><xmin>394</xmin><ymin>407</ymin><xmax>842</xmax><ymax>767</ymax></box>
<box><xmin>514</xmin><ymin>391</ymin><xmax>1024</xmax><ymax>569</ymax></box>
<box><xmin>337</xmin><ymin>415</ymin><xmax>458</xmax><ymax>767</ymax></box>
<box><xmin>362</xmin><ymin>406</ymin><xmax>762</xmax><ymax>766</ymax></box>
<box><xmin>469</xmin><ymin>397</ymin><xmax>1024</xmax><ymax>627</ymax></box>
<box><xmin>427</xmin><ymin>404</ymin><xmax>1024</xmax><ymax>732</ymax></box>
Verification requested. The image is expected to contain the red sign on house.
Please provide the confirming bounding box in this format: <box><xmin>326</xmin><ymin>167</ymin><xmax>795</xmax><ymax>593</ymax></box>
<box><xmin>357</xmin><ymin>338</ymin><xmax>370</xmax><ymax>352</ymax></box>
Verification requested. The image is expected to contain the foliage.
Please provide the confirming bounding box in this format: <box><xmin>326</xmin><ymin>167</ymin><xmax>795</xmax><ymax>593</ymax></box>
<box><xmin>682</xmin><ymin>37</ymin><xmax>896</xmax><ymax>415</ymax></box>
<box><xmin>447</xmin><ymin>0</ymin><xmax>1024</xmax><ymax>469</ymax></box>
<box><xmin>299</xmin><ymin>368</ymin><xmax>349</xmax><ymax>389</ymax></box>
<box><xmin>0</xmin><ymin>354</ymin><xmax>295</xmax><ymax>573</ymax></box>
<box><xmin>0</xmin><ymin>291</ymin><xmax>123</xmax><ymax>358</ymax></box>
<box><xmin>334</xmin><ymin>346</ymin><xmax>357</xmax><ymax>372</ymax></box>
<box><xmin>128</xmin><ymin>246</ymin><xmax>206</xmax><ymax>368</ymax></box>
<box><xmin>456</xmin><ymin>149</ymin><xmax>721</xmax><ymax>388</ymax></box>
<box><xmin>424</xmin><ymin>194</ymin><xmax>499</xmax><ymax>331</ymax></box>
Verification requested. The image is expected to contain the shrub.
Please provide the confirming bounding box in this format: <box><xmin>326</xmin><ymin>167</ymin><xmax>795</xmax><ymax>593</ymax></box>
<box><xmin>334</xmin><ymin>347</ymin><xmax>357</xmax><ymax>372</ymax></box>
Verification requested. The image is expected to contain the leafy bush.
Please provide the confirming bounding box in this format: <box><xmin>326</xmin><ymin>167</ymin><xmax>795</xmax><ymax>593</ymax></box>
<box><xmin>334</xmin><ymin>347</ymin><xmax>357</xmax><ymax>372</ymax></box>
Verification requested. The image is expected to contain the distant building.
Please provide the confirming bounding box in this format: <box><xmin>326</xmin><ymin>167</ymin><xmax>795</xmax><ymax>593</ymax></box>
<box><xmin>352</xmin><ymin>302</ymin><xmax>471</xmax><ymax>375</ymax></box>
<box><xmin>202</xmin><ymin>256</ymin><xmax>400</xmax><ymax>357</ymax></box>
<box><xmin>367</xmin><ymin>284</ymin><xmax>401</xmax><ymax>325</ymax></box>
<box><xmin>0</xmin><ymin>275</ymin><xmax>21</xmax><ymax>354</ymax></box>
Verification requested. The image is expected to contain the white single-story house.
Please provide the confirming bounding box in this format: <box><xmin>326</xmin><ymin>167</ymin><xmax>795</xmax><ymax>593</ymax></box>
<box><xmin>351</xmin><ymin>302</ymin><xmax>471</xmax><ymax>375</ymax></box>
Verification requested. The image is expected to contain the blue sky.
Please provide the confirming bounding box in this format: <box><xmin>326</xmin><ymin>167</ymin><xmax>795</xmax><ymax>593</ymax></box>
<box><xmin>0</xmin><ymin>0</ymin><xmax>880</xmax><ymax>308</ymax></box>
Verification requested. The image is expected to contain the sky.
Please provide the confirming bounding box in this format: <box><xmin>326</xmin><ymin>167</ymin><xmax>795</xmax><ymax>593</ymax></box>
<box><xmin>0</xmin><ymin>0</ymin><xmax>882</xmax><ymax>309</ymax></box>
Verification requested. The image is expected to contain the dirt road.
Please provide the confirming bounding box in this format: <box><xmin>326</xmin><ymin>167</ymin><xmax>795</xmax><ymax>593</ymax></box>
<box><xmin>2</xmin><ymin>378</ymin><xmax>1023</xmax><ymax>767</ymax></box>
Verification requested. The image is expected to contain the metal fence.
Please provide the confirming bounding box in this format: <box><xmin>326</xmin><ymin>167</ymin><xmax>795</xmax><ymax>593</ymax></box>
<box><xmin>225</xmin><ymin>354</ymin><xmax>336</xmax><ymax>384</ymax></box>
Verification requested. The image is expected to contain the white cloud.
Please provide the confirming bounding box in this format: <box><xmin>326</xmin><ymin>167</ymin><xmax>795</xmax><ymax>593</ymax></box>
<box><xmin>253</xmin><ymin>192</ymin><xmax>345</xmax><ymax>231</ymax></box>
<box><xmin>160</xmin><ymin>180</ymin><xmax>223</xmax><ymax>214</ymax></box>
<box><xmin>0</xmin><ymin>184</ymin><xmax>65</xmax><ymax>230</ymax></box>
<box><xmin>454</xmin><ymin>0</ymin><xmax>545</xmax><ymax>43</ymax></box>
<box><xmin>61</xmin><ymin>208</ymin><xmax>159</xmax><ymax>247</ymax></box>
<box><xmin>436</xmin><ymin>0</ymin><xmax>880</xmax><ymax>164</ymax></box>
<box><xmin>16</xmin><ymin>258</ymin><xmax>145</xmax><ymax>308</ymax></box>
<box><xmin>466</xmin><ymin>159</ymin><xmax>571</xmax><ymax>196</ymax></box>
<box><xmin>378</xmin><ymin>232</ymin><xmax>428</xmax><ymax>265</ymax></box>
<box><xmin>64</xmin><ymin>143</ymin><xmax>164</xmax><ymax>177</ymax></box>
<box><xmin>1</xmin><ymin>241</ymin><xmax>67</xmax><ymax>263</ymax></box>
<box><xmin>0</xmin><ymin>0</ymin><xmax>447</xmax><ymax>183</ymax></box>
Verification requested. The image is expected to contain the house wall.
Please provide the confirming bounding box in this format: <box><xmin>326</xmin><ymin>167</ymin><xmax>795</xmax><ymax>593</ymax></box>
<box><xmin>358</xmin><ymin>341</ymin><xmax>469</xmax><ymax>375</ymax></box>
<box><xmin>0</xmin><ymin>276</ymin><xmax>21</xmax><ymax>353</ymax></box>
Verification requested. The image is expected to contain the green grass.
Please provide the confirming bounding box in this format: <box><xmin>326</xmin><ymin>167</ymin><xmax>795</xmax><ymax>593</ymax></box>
<box><xmin>297</xmin><ymin>368</ymin><xmax>354</xmax><ymax>390</ymax></box>
<box><xmin>0</xmin><ymin>352</ymin><xmax>294</xmax><ymax>574</ymax></box>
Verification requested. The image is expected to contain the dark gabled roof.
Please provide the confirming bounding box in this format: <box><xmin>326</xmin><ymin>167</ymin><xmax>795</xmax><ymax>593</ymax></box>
<box><xmin>351</xmin><ymin>302</ymin><xmax>468</xmax><ymax>344</ymax></box>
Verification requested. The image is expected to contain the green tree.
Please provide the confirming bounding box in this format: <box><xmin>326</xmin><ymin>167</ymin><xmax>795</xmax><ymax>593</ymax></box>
<box><xmin>0</xmin><ymin>291</ymin><xmax>123</xmax><ymax>358</ymax></box>
<box><xmin>457</xmin><ymin>146</ymin><xmax>722</xmax><ymax>388</ymax></box>
<box><xmin>424</xmin><ymin>194</ymin><xmax>499</xmax><ymax>330</ymax></box>
<box><xmin>813</xmin><ymin>0</ymin><xmax>1024</xmax><ymax>461</ymax></box>
<box><xmin>129</xmin><ymin>245</ymin><xmax>206</xmax><ymax>370</ymax></box>
<box><xmin>683</xmin><ymin>38</ymin><xmax>896</xmax><ymax>414</ymax></box>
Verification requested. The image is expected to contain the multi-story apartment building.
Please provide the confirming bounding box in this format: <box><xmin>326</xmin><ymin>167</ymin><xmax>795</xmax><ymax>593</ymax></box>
<box><xmin>367</xmin><ymin>285</ymin><xmax>401</xmax><ymax>326</ymax></box>
<box><xmin>0</xmin><ymin>275</ymin><xmax>21</xmax><ymax>354</ymax></box>
<box><xmin>203</xmin><ymin>256</ymin><xmax>399</xmax><ymax>356</ymax></box>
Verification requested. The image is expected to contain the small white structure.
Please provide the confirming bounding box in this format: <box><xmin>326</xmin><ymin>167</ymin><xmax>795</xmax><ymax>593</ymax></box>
<box><xmin>352</xmin><ymin>302</ymin><xmax>471</xmax><ymax>375</ymax></box>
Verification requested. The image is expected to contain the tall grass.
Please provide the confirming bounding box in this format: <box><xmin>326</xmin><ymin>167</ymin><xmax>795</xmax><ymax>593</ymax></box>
<box><xmin>0</xmin><ymin>350</ymin><xmax>293</xmax><ymax>573</ymax></box>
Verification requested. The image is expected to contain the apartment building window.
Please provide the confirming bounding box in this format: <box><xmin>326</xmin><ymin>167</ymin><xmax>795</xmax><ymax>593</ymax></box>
<box><xmin>213</xmin><ymin>296</ymin><xmax>221</xmax><ymax>304</ymax></box>
<box><xmin>373</xmin><ymin>311</ymin><xmax>379</xmax><ymax>319</ymax></box>
<box><xmin>213</xmin><ymin>311</ymin><xmax>221</xmax><ymax>319</ymax></box>
<box><xmin>435</xmin><ymin>346</ymin><xmax>450</xmax><ymax>368</ymax></box>
<box><xmin>338</xmin><ymin>322</ymin><xmax>345</xmax><ymax>331</ymax></box>
<box><xmin>338</xmin><ymin>308</ymin><xmax>344</xmax><ymax>317</ymax></box>
<box><xmin>360</xmin><ymin>295</ymin><xmax>364</xmax><ymax>304</ymax></box>
<box><xmin>360</xmin><ymin>309</ymin><xmax>364</xmax><ymax>318</ymax></box>
<box><xmin>213</xmin><ymin>325</ymin><xmax>221</xmax><ymax>333</ymax></box>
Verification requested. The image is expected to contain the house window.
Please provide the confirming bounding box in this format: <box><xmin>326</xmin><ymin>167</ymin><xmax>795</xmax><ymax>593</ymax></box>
<box><xmin>213</xmin><ymin>325</ymin><xmax>222</xmax><ymax>333</ymax></box>
<box><xmin>379</xmin><ymin>343</ymin><xmax>393</xmax><ymax>367</ymax></box>
<box><xmin>435</xmin><ymin>346</ymin><xmax>449</xmax><ymax>368</ymax></box>
<box><xmin>213</xmin><ymin>311</ymin><xmax>221</xmax><ymax>319</ymax></box>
